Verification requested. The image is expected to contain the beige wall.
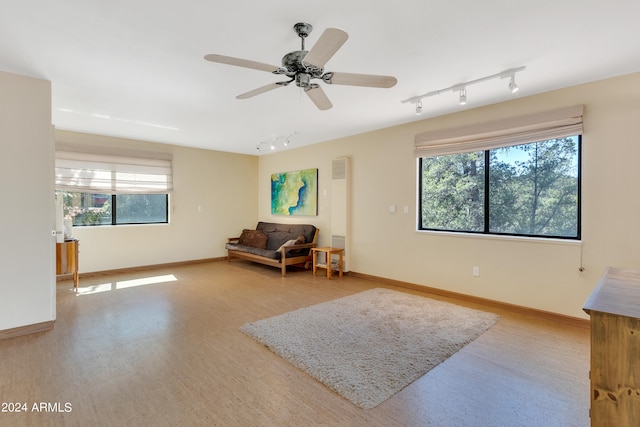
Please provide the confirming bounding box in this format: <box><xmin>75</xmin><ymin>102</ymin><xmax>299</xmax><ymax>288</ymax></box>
<box><xmin>56</xmin><ymin>130</ymin><xmax>258</xmax><ymax>273</ymax></box>
<box><xmin>8</xmin><ymin>69</ymin><xmax>637</xmax><ymax>330</ymax></box>
<box><xmin>0</xmin><ymin>71</ymin><xmax>55</xmax><ymax>331</ymax></box>
<box><xmin>259</xmin><ymin>72</ymin><xmax>640</xmax><ymax>319</ymax></box>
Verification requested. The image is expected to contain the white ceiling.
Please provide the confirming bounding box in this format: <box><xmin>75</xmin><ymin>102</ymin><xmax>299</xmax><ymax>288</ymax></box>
<box><xmin>1</xmin><ymin>1</ymin><xmax>639</xmax><ymax>155</ymax></box>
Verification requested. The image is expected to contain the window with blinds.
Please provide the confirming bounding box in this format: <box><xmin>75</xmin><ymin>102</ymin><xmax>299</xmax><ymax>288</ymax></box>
<box><xmin>417</xmin><ymin>106</ymin><xmax>583</xmax><ymax>239</ymax></box>
<box><xmin>55</xmin><ymin>143</ymin><xmax>172</xmax><ymax>226</ymax></box>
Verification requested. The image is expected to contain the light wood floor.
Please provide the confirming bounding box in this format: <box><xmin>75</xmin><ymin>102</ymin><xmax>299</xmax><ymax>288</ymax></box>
<box><xmin>1</xmin><ymin>260</ymin><xmax>589</xmax><ymax>426</ymax></box>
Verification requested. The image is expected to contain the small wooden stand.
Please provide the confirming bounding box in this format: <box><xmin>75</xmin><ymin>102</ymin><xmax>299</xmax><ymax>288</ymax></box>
<box><xmin>56</xmin><ymin>239</ymin><xmax>79</xmax><ymax>290</ymax></box>
<box><xmin>311</xmin><ymin>247</ymin><xmax>343</xmax><ymax>280</ymax></box>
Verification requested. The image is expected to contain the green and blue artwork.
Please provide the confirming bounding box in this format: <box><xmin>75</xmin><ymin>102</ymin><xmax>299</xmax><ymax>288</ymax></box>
<box><xmin>271</xmin><ymin>168</ymin><xmax>318</xmax><ymax>216</ymax></box>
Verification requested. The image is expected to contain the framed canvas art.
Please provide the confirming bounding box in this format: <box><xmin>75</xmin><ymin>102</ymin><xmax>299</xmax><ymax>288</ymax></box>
<box><xmin>271</xmin><ymin>168</ymin><xmax>318</xmax><ymax>216</ymax></box>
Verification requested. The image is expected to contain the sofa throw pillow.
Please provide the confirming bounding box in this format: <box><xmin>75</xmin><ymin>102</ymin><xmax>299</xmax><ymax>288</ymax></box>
<box><xmin>277</xmin><ymin>239</ymin><xmax>297</xmax><ymax>252</ymax></box>
<box><xmin>277</xmin><ymin>234</ymin><xmax>306</xmax><ymax>252</ymax></box>
<box><xmin>238</xmin><ymin>229</ymin><xmax>268</xmax><ymax>249</ymax></box>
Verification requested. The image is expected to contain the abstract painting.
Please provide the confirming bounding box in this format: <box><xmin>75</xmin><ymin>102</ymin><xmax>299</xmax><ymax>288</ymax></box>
<box><xmin>271</xmin><ymin>168</ymin><xmax>318</xmax><ymax>216</ymax></box>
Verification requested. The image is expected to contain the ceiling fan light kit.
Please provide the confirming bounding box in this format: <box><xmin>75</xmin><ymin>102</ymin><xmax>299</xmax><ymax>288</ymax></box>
<box><xmin>205</xmin><ymin>22</ymin><xmax>397</xmax><ymax>111</ymax></box>
<box><xmin>402</xmin><ymin>66</ymin><xmax>526</xmax><ymax>114</ymax></box>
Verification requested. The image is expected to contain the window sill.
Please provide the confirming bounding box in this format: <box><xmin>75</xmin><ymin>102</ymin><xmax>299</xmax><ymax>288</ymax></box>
<box><xmin>73</xmin><ymin>222</ymin><xmax>170</xmax><ymax>229</ymax></box>
<box><xmin>416</xmin><ymin>229</ymin><xmax>582</xmax><ymax>246</ymax></box>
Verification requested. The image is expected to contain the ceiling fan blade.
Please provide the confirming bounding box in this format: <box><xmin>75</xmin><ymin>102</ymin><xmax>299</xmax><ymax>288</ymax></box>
<box><xmin>305</xmin><ymin>86</ymin><xmax>333</xmax><ymax>110</ymax></box>
<box><xmin>324</xmin><ymin>72</ymin><xmax>397</xmax><ymax>88</ymax></box>
<box><xmin>204</xmin><ymin>54</ymin><xmax>279</xmax><ymax>73</ymax></box>
<box><xmin>302</xmin><ymin>28</ymin><xmax>348</xmax><ymax>68</ymax></box>
<box><xmin>236</xmin><ymin>82</ymin><xmax>285</xmax><ymax>99</ymax></box>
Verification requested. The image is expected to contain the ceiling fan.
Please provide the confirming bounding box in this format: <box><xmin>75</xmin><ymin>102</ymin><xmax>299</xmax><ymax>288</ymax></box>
<box><xmin>204</xmin><ymin>22</ymin><xmax>397</xmax><ymax>110</ymax></box>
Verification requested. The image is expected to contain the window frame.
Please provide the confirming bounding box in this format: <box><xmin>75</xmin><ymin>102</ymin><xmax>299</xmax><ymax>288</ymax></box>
<box><xmin>112</xmin><ymin>193</ymin><xmax>170</xmax><ymax>226</ymax></box>
<box><xmin>418</xmin><ymin>135</ymin><xmax>582</xmax><ymax>240</ymax></box>
<box><xmin>59</xmin><ymin>191</ymin><xmax>170</xmax><ymax>227</ymax></box>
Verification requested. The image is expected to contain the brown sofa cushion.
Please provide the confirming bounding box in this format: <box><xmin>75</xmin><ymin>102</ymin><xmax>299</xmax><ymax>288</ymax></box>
<box><xmin>237</xmin><ymin>229</ymin><xmax>268</xmax><ymax>249</ymax></box>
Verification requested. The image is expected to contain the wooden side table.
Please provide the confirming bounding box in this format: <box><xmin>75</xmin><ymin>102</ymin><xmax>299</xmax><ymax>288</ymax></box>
<box><xmin>312</xmin><ymin>247</ymin><xmax>343</xmax><ymax>279</ymax></box>
<box><xmin>56</xmin><ymin>239</ymin><xmax>79</xmax><ymax>290</ymax></box>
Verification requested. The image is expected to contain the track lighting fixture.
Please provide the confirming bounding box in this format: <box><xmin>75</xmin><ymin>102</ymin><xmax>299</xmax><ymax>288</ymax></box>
<box><xmin>256</xmin><ymin>132</ymin><xmax>296</xmax><ymax>153</ymax></box>
<box><xmin>458</xmin><ymin>88</ymin><xmax>467</xmax><ymax>105</ymax></box>
<box><xmin>401</xmin><ymin>66</ymin><xmax>525</xmax><ymax>113</ymax></box>
<box><xmin>508</xmin><ymin>75</ymin><xmax>519</xmax><ymax>93</ymax></box>
<box><xmin>415</xmin><ymin>101</ymin><xmax>422</xmax><ymax>115</ymax></box>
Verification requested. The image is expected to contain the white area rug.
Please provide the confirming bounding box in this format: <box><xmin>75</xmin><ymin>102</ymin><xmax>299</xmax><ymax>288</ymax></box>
<box><xmin>240</xmin><ymin>288</ymin><xmax>499</xmax><ymax>409</ymax></box>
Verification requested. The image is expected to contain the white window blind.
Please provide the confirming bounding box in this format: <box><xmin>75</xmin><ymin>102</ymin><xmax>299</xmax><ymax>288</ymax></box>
<box><xmin>414</xmin><ymin>105</ymin><xmax>584</xmax><ymax>158</ymax></box>
<box><xmin>55</xmin><ymin>143</ymin><xmax>173</xmax><ymax>194</ymax></box>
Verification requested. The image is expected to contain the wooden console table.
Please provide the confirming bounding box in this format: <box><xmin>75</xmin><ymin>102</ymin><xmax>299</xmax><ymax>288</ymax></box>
<box><xmin>583</xmin><ymin>266</ymin><xmax>640</xmax><ymax>426</ymax></box>
<box><xmin>311</xmin><ymin>247</ymin><xmax>343</xmax><ymax>280</ymax></box>
<box><xmin>56</xmin><ymin>239</ymin><xmax>79</xmax><ymax>290</ymax></box>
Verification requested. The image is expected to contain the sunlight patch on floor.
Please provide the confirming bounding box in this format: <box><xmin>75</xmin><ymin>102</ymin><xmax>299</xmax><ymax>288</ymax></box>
<box><xmin>116</xmin><ymin>274</ymin><xmax>178</xmax><ymax>289</ymax></box>
<box><xmin>76</xmin><ymin>274</ymin><xmax>178</xmax><ymax>295</ymax></box>
<box><xmin>76</xmin><ymin>283</ymin><xmax>113</xmax><ymax>295</ymax></box>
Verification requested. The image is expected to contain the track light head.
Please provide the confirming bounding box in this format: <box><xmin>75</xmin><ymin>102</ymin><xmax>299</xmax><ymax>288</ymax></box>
<box><xmin>415</xmin><ymin>101</ymin><xmax>422</xmax><ymax>116</ymax></box>
<box><xmin>508</xmin><ymin>75</ymin><xmax>519</xmax><ymax>93</ymax></box>
<box><xmin>459</xmin><ymin>88</ymin><xmax>467</xmax><ymax>105</ymax></box>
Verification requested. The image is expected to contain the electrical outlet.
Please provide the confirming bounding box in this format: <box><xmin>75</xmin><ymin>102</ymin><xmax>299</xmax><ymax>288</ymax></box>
<box><xmin>473</xmin><ymin>266</ymin><xmax>480</xmax><ymax>277</ymax></box>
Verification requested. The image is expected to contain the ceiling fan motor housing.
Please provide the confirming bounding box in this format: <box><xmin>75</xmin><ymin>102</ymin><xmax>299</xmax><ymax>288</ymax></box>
<box><xmin>281</xmin><ymin>50</ymin><xmax>325</xmax><ymax>88</ymax></box>
<box><xmin>282</xmin><ymin>51</ymin><xmax>309</xmax><ymax>73</ymax></box>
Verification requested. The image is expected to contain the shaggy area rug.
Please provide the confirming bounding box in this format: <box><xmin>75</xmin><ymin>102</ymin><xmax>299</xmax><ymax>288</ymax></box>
<box><xmin>240</xmin><ymin>288</ymin><xmax>500</xmax><ymax>409</ymax></box>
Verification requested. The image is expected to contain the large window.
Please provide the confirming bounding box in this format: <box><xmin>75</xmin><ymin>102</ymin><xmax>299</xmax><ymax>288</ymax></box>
<box><xmin>58</xmin><ymin>191</ymin><xmax>169</xmax><ymax>226</ymax></box>
<box><xmin>54</xmin><ymin>143</ymin><xmax>172</xmax><ymax>226</ymax></box>
<box><xmin>419</xmin><ymin>136</ymin><xmax>581</xmax><ymax>239</ymax></box>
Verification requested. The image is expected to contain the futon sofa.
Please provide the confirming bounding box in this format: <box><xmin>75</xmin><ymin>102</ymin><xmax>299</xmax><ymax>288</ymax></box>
<box><xmin>226</xmin><ymin>222</ymin><xmax>319</xmax><ymax>276</ymax></box>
